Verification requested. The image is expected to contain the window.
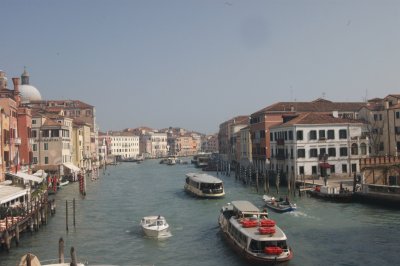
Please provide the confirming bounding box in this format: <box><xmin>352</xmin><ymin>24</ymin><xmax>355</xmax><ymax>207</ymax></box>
<box><xmin>45</xmin><ymin>157</ymin><xmax>49</xmax><ymax>164</ymax></box>
<box><xmin>396</xmin><ymin>127</ymin><xmax>400</xmax><ymax>135</ymax></box>
<box><xmin>288</xmin><ymin>131</ymin><xmax>293</xmax><ymax>140</ymax></box>
<box><xmin>331</xmin><ymin>165</ymin><xmax>335</xmax><ymax>173</ymax></box>
<box><xmin>360</xmin><ymin>143</ymin><xmax>367</xmax><ymax>155</ymax></box>
<box><xmin>379</xmin><ymin>142</ymin><xmax>384</xmax><ymax>151</ymax></box>
<box><xmin>297</xmin><ymin>130</ymin><xmax>303</xmax><ymax>140</ymax></box>
<box><xmin>309</xmin><ymin>130</ymin><xmax>317</xmax><ymax>140</ymax></box>
<box><xmin>352</xmin><ymin>164</ymin><xmax>357</xmax><ymax>172</ymax></box>
<box><xmin>342</xmin><ymin>164</ymin><xmax>347</xmax><ymax>173</ymax></box>
<box><xmin>351</xmin><ymin>143</ymin><xmax>358</xmax><ymax>155</ymax></box>
<box><xmin>319</xmin><ymin>130</ymin><xmax>326</xmax><ymax>140</ymax></box>
<box><xmin>396</xmin><ymin>111</ymin><xmax>400</xmax><ymax>119</ymax></box>
<box><xmin>44</xmin><ymin>143</ymin><xmax>48</xmax><ymax>150</ymax></box>
<box><xmin>339</xmin><ymin>129</ymin><xmax>347</xmax><ymax>139</ymax></box>
<box><xmin>33</xmin><ymin>157</ymin><xmax>38</xmax><ymax>164</ymax></box>
<box><xmin>319</xmin><ymin>148</ymin><xmax>326</xmax><ymax>156</ymax></box>
<box><xmin>32</xmin><ymin>119</ymin><xmax>37</xmax><ymax>125</ymax></box>
<box><xmin>327</xmin><ymin>130</ymin><xmax>335</xmax><ymax>140</ymax></box>
<box><xmin>340</xmin><ymin>147</ymin><xmax>348</xmax><ymax>156</ymax></box>
<box><xmin>270</xmin><ymin>132</ymin><xmax>273</xmax><ymax>141</ymax></box>
<box><xmin>312</xmin><ymin>166</ymin><xmax>317</xmax><ymax>175</ymax></box>
<box><xmin>297</xmin><ymin>149</ymin><xmax>305</xmax><ymax>158</ymax></box>
<box><xmin>328</xmin><ymin>147</ymin><xmax>336</xmax><ymax>157</ymax></box>
<box><xmin>310</xmin><ymin>148</ymin><xmax>318</xmax><ymax>158</ymax></box>
<box><xmin>299</xmin><ymin>166</ymin><xmax>304</xmax><ymax>175</ymax></box>
<box><xmin>33</xmin><ymin>144</ymin><xmax>37</xmax><ymax>151</ymax></box>
<box><xmin>31</xmin><ymin>130</ymin><xmax>37</xmax><ymax>138</ymax></box>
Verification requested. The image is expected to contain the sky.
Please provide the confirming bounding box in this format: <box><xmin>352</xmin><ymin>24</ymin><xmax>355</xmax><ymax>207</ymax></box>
<box><xmin>1</xmin><ymin>0</ymin><xmax>400</xmax><ymax>134</ymax></box>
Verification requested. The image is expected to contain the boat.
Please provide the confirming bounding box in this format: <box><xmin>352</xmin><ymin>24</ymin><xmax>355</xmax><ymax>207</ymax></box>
<box><xmin>218</xmin><ymin>200</ymin><xmax>293</xmax><ymax>264</ymax></box>
<box><xmin>140</xmin><ymin>215</ymin><xmax>170</xmax><ymax>238</ymax></box>
<box><xmin>166</xmin><ymin>157</ymin><xmax>176</xmax><ymax>165</ymax></box>
<box><xmin>184</xmin><ymin>172</ymin><xmax>225</xmax><ymax>198</ymax></box>
<box><xmin>262</xmin><ymin>195</ymin><xmax>297</xmax><ymax>213</ymax></box>
<box><xmin>307</xmin><ymin>185</ymin><xmax>353</xmax><ymax>202</ymax></box>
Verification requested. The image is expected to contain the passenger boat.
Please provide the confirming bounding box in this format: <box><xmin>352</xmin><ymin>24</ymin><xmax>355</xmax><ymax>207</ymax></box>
<box><xmin>307</xmin><ymin>185</ymin><xmax>353</xmax><ymax>202</ymax></box>
<box><xmin>184</xmin><ymin>173</ymin><xmax>225</xmax><ymax>198</ymax></box>
<box><xmin>218</xmin><ymin>201</ymin><xmax>293</xmax><ymax>264</ymax></box>
<box><xmin>140</xmin><ymin>215</ymin><xmax>170</xmax><ymax>238</ymax></box>
<box><xmin>263</xmin><ymin>195</ymin><xmax>297</xmax><ymax>213</ymax></box>
<box><xmin>166</xmin><ymin>157</ymin><xmax>176</xmax><ymax>165</ymax></box>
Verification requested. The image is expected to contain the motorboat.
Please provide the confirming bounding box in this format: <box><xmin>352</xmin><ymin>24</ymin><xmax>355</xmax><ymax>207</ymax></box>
<box><xmin>184</xmin><ymin>172</ymin><xmax>225</xmax><ymax>198</ymax></box>
<box><xmin>263</xmin><ymin>195</ymin><xmax>297</xmax><ymax>213</ymax></box>
<box><xmin>218</xmin><ymin>201</ymin><xmax>293</xmax><ymax>264</ymax></box>
<box><xmin>140</xmin><ymin>215</ymin><xmax>170</xmax><ymax>238</ymax></box>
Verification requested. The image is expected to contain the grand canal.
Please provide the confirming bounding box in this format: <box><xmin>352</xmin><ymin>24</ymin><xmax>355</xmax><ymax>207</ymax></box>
<box><xmin>1</xmin><ymin>159</ymin><xmax>400</xmax><ymax>266</ymax></box>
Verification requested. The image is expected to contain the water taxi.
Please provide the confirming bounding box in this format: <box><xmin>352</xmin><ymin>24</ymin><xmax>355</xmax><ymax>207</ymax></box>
<box><xmin>140</xmin><ymin>215</ymin><xmax>170</xmax><ymax>238</ymax></box>
<box><xmin>218</xmin><ymin>201</ymin><xmax>293</xmax><ymax>264</ymax></box>
<box><xmin>184</xmin><ymin>173</ymin><xmax>225</xmax><ymax>198</ymax></box>
<box><xmin>263</xmin><ymin>195</ymin><xmax>297</xmax><ymax>213</ymax></box>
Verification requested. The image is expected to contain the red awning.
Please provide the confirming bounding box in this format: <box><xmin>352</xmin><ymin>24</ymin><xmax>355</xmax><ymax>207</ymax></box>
<box><xmin>319</xmin><ymin>162</ymin><xmax>332</xmax><ymax>169</ymax></box>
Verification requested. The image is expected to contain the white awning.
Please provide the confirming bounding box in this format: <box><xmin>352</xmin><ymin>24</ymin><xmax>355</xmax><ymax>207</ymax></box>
<box><xmin>63</xmin><ymin>162</ymin><xmax>81</xmax><ymax>173</ymax></box>
<box><xmin>0</xmin><ymin>185</ymin><xmax>28</xmax><ymax>205</ymax></box>
<box><xmin>9</xmin><ymin>172</ymin><xmax>44</xmax><ymax>183</ymax></box>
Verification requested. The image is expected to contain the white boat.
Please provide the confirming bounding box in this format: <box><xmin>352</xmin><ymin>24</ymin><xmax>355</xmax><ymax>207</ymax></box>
<box><xmin>166</xmin><ymin>157</ymin><xmax>176</xmax><ymax>165</ymax></box>
<box><xmin>140</xmin><ymin>215</ymin><xmax>170</xmax><ymax>238</ymax></box>
<box><xmin>184</xmin><ymin>173</ymin><xmax>225</xmax><ymax>198</ymax></box>
<box><xmin>218</xmin><ymin>201</ymin><xmax>293</xmax><ymax>264</ymax></box>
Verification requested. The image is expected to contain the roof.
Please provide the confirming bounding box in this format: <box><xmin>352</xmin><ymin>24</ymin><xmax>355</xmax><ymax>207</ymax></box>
<box><xmin>186</xmin><ymin>173</ymin><xmax>223</xmax><ymax>184</ymax></box>
<box><xmin>8</xmin><ymin>172</ymin><xmax>44</xmax><ymax>183</ymax></box>
<box><xmin>276</xmin><ymin>112</ymin><xmax>364</xmax><ymax>127</ymax></box>
<box><xmin>0</xmin><ymin>185</ymin><xmax>28</xmax><ymax>204</ymax></box>
<box><xmin>231</xmin><ymin>200</ymin><xmax>260</xmax><ymax>213</ymax></box>
<box><xmin>252</xmin><ymin>98</ymin><xmax>367</xmax><ymax>116</ymax></box>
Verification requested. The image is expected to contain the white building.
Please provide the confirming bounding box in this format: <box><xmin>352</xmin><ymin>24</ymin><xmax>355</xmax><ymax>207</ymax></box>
<box><xmin>109</xmin><ymin>132</ymin><xmax>140</xmax><ymax>159</ymax></box>
<box><xmin>140</xmin><ymin>132</ymin><xmax>168</xmax><ymax>158</ymax></box>
<box><xmin>269</xmin><ymin>112</ymin><xmax>369</xmax><ymax>181</ymax></box>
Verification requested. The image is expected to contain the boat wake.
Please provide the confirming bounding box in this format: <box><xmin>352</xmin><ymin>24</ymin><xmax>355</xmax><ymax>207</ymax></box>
<box><xmin>289</xmin><ymin>210</ymin><xmax>321</xmax><ymax>221</ymax></box>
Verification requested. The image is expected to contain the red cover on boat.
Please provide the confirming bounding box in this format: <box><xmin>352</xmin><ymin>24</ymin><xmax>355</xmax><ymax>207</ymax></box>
<box><xmin>258</xmin><ymin>227</ymin><xmax>276</xmax><ymax>235</ymax></box>
<box><xmin>264</xmin><ymin>246</ymin><xmax>283</xmax><ymax>255</ymax></box>
<box><xmin>241</xmin><ymin>219</ymin><xmax>258</xmax><ymax>228</ymax></box>
<box><xmin>259</xmin><ymin>219</ymin><xmax>276</xmax><ymax>227</ymax></box>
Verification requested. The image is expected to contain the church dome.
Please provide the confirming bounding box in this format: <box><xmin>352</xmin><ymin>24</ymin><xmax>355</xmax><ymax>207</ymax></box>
<box><xmin>19</xmin><ymin>84</ymin><xmax>42</xmax><ymax>102</ymax></box>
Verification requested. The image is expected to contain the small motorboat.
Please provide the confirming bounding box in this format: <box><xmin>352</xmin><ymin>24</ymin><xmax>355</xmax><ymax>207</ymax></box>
<box><xmin>263</xmin><ymin>195</ymin><xmax>297</xmax><ymax>213</ymax></box>
<box><xmin>140</xmin><ymin>215</ymin><xmax>170</xmax><ymax>238</ymax></box>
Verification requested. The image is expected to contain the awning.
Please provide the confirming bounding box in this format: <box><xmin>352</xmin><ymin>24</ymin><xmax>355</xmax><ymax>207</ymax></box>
<box><xmin>319</xmin><ymin>162</ymin><xmax>332</xmax><ymax>169</ymax></box>
<box><xmin>63</xmin><ymin>162</ymin><xmax>81</xmax><ymax>173</ymax></box>
<box><xmin>8</xmin><ymin>172</ymin><xmax>44</xmax><ymax>183</ymax></box>
<box><xmin>0</xmin><ymin>185</ymin><xmax>28</xmax><ymax>205</ymax></box>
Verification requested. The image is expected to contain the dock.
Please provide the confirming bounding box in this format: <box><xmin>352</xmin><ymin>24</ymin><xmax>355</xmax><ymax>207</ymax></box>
<box><xmin>0</xmin><ymin>192</ymin><xmax>55</xmax><ymax>251</ymax></box>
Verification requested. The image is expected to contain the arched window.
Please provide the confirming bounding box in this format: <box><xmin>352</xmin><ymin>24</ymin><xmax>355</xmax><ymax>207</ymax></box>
<box><xmin>360</xmin><ymin>143</ymin><xmax>367</xmax><ymax>155</ymax></box>
<box><xmin>351</xmin><ymin>143</ymin><xmax>358</xmax><ymax>155</ymax></box>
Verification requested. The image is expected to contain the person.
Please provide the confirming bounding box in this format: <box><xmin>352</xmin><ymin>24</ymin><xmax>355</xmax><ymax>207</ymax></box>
<box><xmin>285</xmin><ymin>196</ymin><xmax>289</xmax><ymax>204</ymax></box>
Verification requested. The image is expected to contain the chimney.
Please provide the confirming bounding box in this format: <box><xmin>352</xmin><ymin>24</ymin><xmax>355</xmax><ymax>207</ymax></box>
<box><xmin>12</xmin><ymin>77</ymin><xmax>21</xmax><ymax>106</ymax></box>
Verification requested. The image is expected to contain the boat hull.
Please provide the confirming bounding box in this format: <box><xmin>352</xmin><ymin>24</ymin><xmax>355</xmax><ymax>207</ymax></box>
<box><xmin>307</xmin><ymin>190</ymin><xmax>353</xmax><ymax>202</ymax></box>
<box><xmin>142</xmin><ymin>226</ymin><xmax>170</xmax><ymax>238</ymax></box>
<box><xmin>219</xmin><ymin>226</ymin><xmax>293</xmax><ymax>264</ymax></box>
<box><xmin>184</xmin><ymin>185</ymin><xmax>225</xmax><ymax>198</ymax></box>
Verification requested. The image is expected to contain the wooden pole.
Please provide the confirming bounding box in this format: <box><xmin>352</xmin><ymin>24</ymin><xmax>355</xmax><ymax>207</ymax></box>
<box><xmin>66</xmin><ymin>200</ymin><xmax>69</xmax><ymax>232</ymax></box>
<box><xmin>59</xmin><ymin>237</ymin><xmax>65</xmax><ymax>263</ymax></box>
<box><xmin>73</xmin><ymin>198</ymin><xmax>76</xmax><ymax>228</ymax></box>
<box><xmin>70</xmin><ymin>247</ymin><xmax>78</xmax><ymax>266</ymax></box>
<box><xmin>15</xmin><ymin>223</ymin><xmax>20</xmax><ymax>246</ymax></box>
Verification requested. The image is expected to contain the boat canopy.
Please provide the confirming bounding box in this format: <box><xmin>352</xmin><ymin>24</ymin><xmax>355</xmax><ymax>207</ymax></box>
<box><xmin>8</xmin><ymin>172</ymin><xmax>44</xmax><ymax>183</ymax></box>
<box><xmin>186</xmin><ymin>173</ymin><xmax>223</xmax><ymax>184</ymax></box>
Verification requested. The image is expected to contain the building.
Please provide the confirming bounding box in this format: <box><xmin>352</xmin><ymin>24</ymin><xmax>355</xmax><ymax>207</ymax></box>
<box><xmin>140</xmin><ymin>132</ymin><xmax>168</xmax><ymax>158</ymax></box>
<box><xmin>250</xmin><ymin>98</ymin><xmax>367</xmax><ymax>166</ymax></box>
<box><xmin>218</xmin><ymin>116</ymin><xmax>249</xmax><ymax>162</ymax></box>
<box><xmin>108</xmin><ymin>131</ymin><xmax>140</xmax><ymax>159</ymax></box>
<box><xmin>269</xmin><ymin>112</ymin><xmax>369</xmax><ymax>183</ymax></box>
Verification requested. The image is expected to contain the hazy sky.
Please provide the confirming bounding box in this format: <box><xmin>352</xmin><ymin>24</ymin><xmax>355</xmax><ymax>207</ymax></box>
<box><xmin>1</xmin><ymin>0</ymin><xmax>400</xmax><ymax>134</ymax></box>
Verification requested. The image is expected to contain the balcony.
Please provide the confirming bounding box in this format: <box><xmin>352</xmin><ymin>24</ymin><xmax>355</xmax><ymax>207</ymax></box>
<box><xmin>277</xmin><ymin>139</ymin><xmax>285</xmax><ymax>145</ymax></box>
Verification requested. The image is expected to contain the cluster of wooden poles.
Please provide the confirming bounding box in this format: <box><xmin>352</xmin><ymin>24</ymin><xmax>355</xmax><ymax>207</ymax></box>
<box><xmin>216</xmin><ymin>159</ymin><xmax>304</xmax><ymax>197</ymax></box>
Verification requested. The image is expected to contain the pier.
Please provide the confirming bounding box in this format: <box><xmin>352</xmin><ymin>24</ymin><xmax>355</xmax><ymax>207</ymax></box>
<box><xmin>0</xmin><ymin>192</ymin><xmax>54</xmax><ymax>252</ymax></box>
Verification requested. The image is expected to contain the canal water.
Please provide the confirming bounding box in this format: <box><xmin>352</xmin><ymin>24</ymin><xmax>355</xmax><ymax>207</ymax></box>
<box><xmin>1</xmin><ymin>159</ymin><xmax>400</xmax><ymax>266</ymax></box>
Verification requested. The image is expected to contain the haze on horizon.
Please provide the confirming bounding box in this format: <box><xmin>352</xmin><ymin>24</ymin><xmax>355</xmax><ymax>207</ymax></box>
<box><xmin>1</xmin><ymin>0</ymin><xmax>400</xmax><ymax>135</ymax></box>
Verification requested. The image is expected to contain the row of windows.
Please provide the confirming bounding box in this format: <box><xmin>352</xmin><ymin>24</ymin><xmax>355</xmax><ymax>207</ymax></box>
<box><xmin>272</xmin><ymin>129</ymin><xmax>348</xmax><ymax>142</ymax></box>
<box><xmin>271</xmin><ymin>143</ymin><xmax>368</xmax><ymax>159</ymax></box>
<box><xmin>31</xmin><ymin>129</ymin><xmax>70</xmax><ymax>138</ymax></box>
